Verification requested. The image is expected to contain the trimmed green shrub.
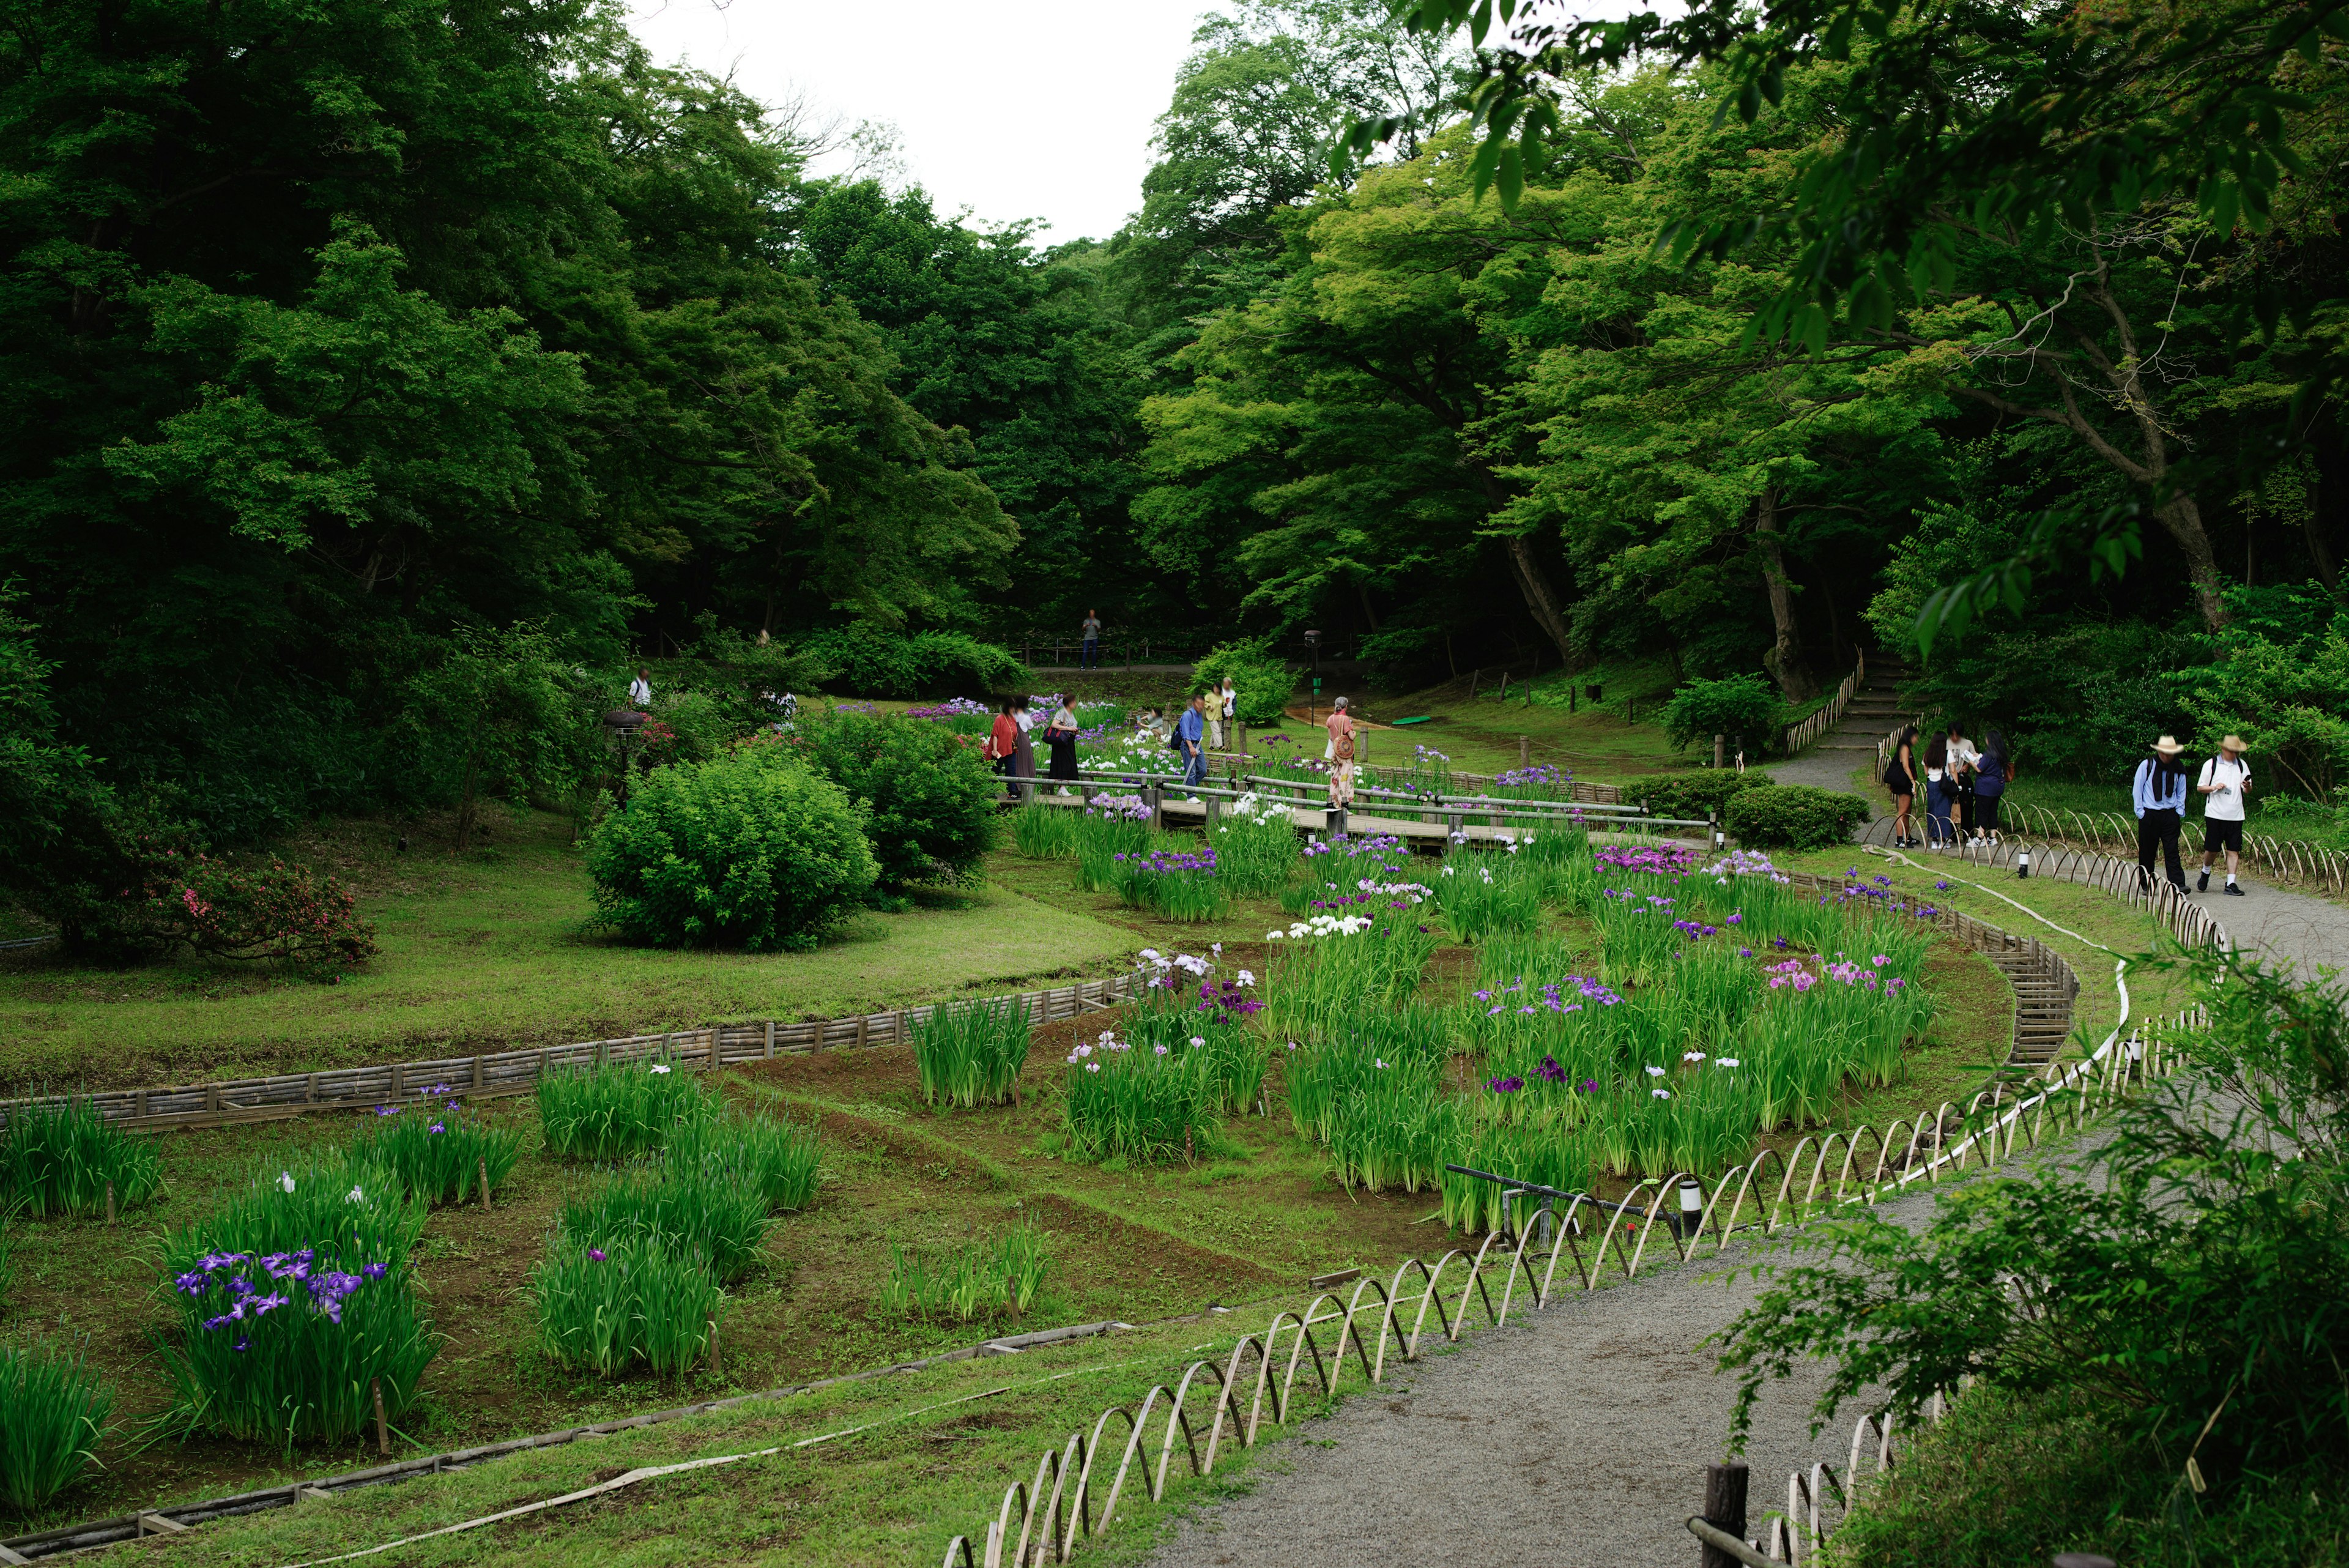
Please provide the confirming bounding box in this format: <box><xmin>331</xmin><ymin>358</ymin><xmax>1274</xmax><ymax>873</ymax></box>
<box><xmin>586</xmin><ymin>746</ymin><xmax>878</xmax><ymax>951</ymax></box>
<box><xmin>0</xmin><ymin>1096</ymin><xmax>163</xmax><ymax>1217</ymax></box>
<box><xmin>1193</xmin><ymin>637</ymin><xmax>1295</xmax><ymax>725</ymax></box>
<box><xmin>1625</xmin><ymin>770</ymin><xmax>1777</xmax><ymax>823</ymax></box>
<box><xmin>795</xmin><ymin>709</ymin><xmax>997</xmax><ymax>885</ymax></box>
<box><xmin>1658</xmin><ymin>673</ymin><xmax>1786</xmax><ymax>752</ymax></box>
<box><xmin>1727</xmin><ymin>784</ymin><xmax>1871</xmax><ymax>849</ymax></box>
<box><xmin>798</xmin><ymin>625</ymin><xmax>1026</xmax><ymax>699</ymax></box>
<box><xmin>0</xmin><ymin>1339</ymin><xmax>113</xmax><ymax>1510</ymax></box>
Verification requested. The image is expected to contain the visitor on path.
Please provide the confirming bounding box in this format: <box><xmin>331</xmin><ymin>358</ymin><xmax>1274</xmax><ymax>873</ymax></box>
<box><xmin>987</xmin><ymin>700</ymin><xmax>1019</xmax><ymax>798</ymax></box>
<box><xmin>2134</xmin><ymin>735</ymin><xmax>2191</xmax><ymax>893</ymax></box>
<box><xmin>1945</xmin><ymin>724</ymin><xmax>1980</xmax><ymax>839</ymax></box>
<box><xmin>1324</xmin><ymin>697</ymin><xmax>1357</xmax><ymax>825</ymax></box>
<box><xmin>2196</xmin><ymin>733</ymin><xmax>2252</xmax><ymax>897</ymax></box>
<box><xmin>1139</xmin><ymin>705</ymin><xmax>1171</xmax><ymax>743</ymax></box>
<box><xmin>1972</xmin><ymin>729</ymin><xmax>2009</xmax><ymax>844</ymax></box>
<box><xmin>1012</xmin><ymin>695</ymin><xmax>1037</xmax><ymax>789</ymax></box>
<box><xmin>1080</xmin><ymin>609</ymin><xmax>1102</xmax><ymax>669</ymax></box>
<box><xmin>1044</xmin><ymin>695</ymin><xmax>1080</xmax><ymax>784</ymax></box>
<box><xmin>628</xmin><ymin>666</ymin><xmax>652</xmax><ymax>709</ymax></box>
<box><xmin>1177</xmin><ymin>694</ymin><xmax>1208</xmax><ymax>787</ymax></box>
<box><xmin>1923</xmin><ymin>735</ymin><xmax>1954</xmax><ymax>849</ymax></box>
<box><xmin>1884</xmin><ymin>725</ymin><xmax>1919</xmax><ymax>847</ymax></box>
<box><xmin>1204</xmin><ymin>682</ymin><xmax>1225</xmax><ymax>754</ymax></box>
<box><xmin>1220</xmin><ymin>677</ymin><xmax>1238</xmax><ymax>752</ymax></box>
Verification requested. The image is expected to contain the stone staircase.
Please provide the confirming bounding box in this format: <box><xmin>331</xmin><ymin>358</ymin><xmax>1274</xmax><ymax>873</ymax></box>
<box><xmin>1814</xmin><ymin>658</ymin><xmax>1916</xmax><ymax>760</ymax></box>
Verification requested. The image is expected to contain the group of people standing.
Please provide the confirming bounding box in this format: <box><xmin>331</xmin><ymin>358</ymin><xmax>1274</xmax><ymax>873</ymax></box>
<box><xmin>984</xmin><ymin>695</ymin><xmax>1081</xmax><ymax>792</ymax></box>
<box><xmin>1883</xmin><ymin>723</ymin><xmax>2009</xmax><ymax>849</ymax></box>
<box><xmin>1882</xmin><ymin>722</ymin><xmax>2255</xmax><ymax>897</ymax></box>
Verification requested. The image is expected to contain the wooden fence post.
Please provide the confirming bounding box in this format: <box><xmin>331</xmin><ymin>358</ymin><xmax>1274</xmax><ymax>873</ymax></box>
<box><xmin>764</xmin><ymin>1020</ymin><xmax>776</xmax><ymax>1058</ymax></box>
<box><xmin>1700</xmin><ymin>1460</ymin><xmax>1749</xmax><ymax>1568</ymax></box>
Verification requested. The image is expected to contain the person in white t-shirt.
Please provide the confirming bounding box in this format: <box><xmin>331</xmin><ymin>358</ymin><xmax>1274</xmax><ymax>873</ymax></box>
<box><xmin>628</xmin><ymin>667</ymin><xmax>652</xmax><ymax>708</ymax></box>
<box><xmin>2195</xmin><ymin>733</ymin><xmax>2252</xmax><ymax>896</ymax></box>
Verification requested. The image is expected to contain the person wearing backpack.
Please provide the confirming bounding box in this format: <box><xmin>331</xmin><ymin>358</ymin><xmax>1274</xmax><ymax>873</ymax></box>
<box><xmin>2133</xmin><ymin>734</ymin><xmax>2191</xmax><ymax>892</ymax></box>
<box><xmin>1922</xmin><ymin>735</ymin><xmax>1954</xmax><ymax>849</ymax></box>
<box><xmin>1176</xmin><ymin>693</ymin><xmax>1208</xmax><ymax>786</ymax></box>
<box><xmin>1972</xmin><ymin>729</ymin><xmax>2009</xmax><ymax>844</ymax></box>
<box><xmin>2195</xmin><ymin>733</ymin><xmax>2252</xmax><ymax>896</ymax></box>
<box><xmin>1883</xmin><ymin>725</ymin><xmax>1919</xmax><ymax>847</ymax></box>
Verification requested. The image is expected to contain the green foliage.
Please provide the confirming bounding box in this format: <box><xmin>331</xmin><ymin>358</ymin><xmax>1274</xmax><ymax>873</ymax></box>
<box><xmin>559</xmin><ymin>1164</ymin><xmax>771</xmax><ymax>1284</ymax></box>
<box><xmin>531</xmin><ymin>1234</ymin><xmax>720</xmax><ymax>1380</ymax></box>
<box><xmin>1434</xmin><ymin>851</ymin><xmax>1544</xmax><ymax>943</ymax></box>
<box><xmin>585</xmin><ymin>748</ymin><xmax>878</xmax><ymax>952</ymax></box>
<box><xmin>2175</xmin><ymin>588</ymin><xmax>2349</xmax><ymax>803</ymax></box>
<box><xmin>1726</xmin><ymin>784</ymin><xmax>1871</xmax><ymax>849</ymax></box>
<box><xmin>1191</xmin><ymin>639</ymin><xmax>1294</xmax><ymax>725</ymax></box>
<box><xmin>1009</xmin><ymin>802</ymin><xmax>1080</xmax><ymax>859</ymax></box>
<box><xmin>1062</xmin><ymin>1035</ymin><xmax>1223</xmax><ymax>1165</ymax></box>
<box><xmin>362</xmin><ymin>1088</ymin><xmax>522</xmax><ymax>1207</ymax></box>
<box><xmin>535</xmin><ymin>1055</ymin><xmax>711</xmax><ymax>1162</ymax></box>
<box><xmin>796</xmin><ymin>626</ymin><xmax>1026</xmax><ymax>700</ymax></box>
<box><xmin>1625</xmin><ymin>771</ymin><xmax>1776</xmax><ymax>823</ymax></box>
<box><xmin>795</xmin><ymin>710</ymin><xmax>998</xmax><ymax>886</ymax></box>
<box><xmin>401</xmin><ymin>624</ymin><xmax>592</xmax><ymax>852</ymax></box>
<box><xmin>911</xmin><ymin>1000</ymin><xmax>1033</xmax><ymax>1109</ymax></box>
<box><xmin>877</xmin><ymin>1225</ymin><xmax>1050</xmax><ymax>1323</ymax></box>
<box><xmin>0</xmin><ymin>1097</ymin><xmax>164</xmax><ymax>1218</ymax></box>
<box><xmin>1658</xmin><ymin>675</ymin><xmax>1786</xmax><ymax>752</ymax></box>
<box><xmin>1717</xmin><ymin>953</ymin><xmax>2349</xmax><ymax>1494</ymax></box>
<box><xmin>0</xmin><ymin>1339</ymin><xmax>113</xmax><ymax>1511</ymax></box>
<box><xmin>666</xmin><ymin>1113</ymin><xmax>822</xmax><ymax>1216</ymax></box>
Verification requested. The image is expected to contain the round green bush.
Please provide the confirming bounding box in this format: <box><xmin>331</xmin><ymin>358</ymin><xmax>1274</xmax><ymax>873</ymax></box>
<box><xmin>587</xmin><ymin>747</ymin><xmax>878</xmax><ymax>951</ymax></box>
<box><xmin>1193</xmin><ymin>637</ymin><xmax>1296</xmax><ymax>725</ymax></box>
<box><xmin>1625</xmin><ymin>770</ymin><xmax>1776</xmax><ymax>822</ymax></box>
<box><xmin>795</xmin><ymin>710</ymin><xmax>998</xmax><ymax>886</ymax></box>
<box><xmin>1726</xmin><ymin>784</ymin><xmax>1872</xmax><ymax>850</ymax></box>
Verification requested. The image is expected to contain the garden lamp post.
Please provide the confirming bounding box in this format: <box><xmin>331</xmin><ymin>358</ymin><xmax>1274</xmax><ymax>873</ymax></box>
<box><xmin>603</xmin><ymin>707</ymin><xmax>646</xmax><ymax>809</ymax></box>
<box><xmin>1304</xmin><ymin>629</ymin><xmax>1321</xmax><ymax>725</ymax></box>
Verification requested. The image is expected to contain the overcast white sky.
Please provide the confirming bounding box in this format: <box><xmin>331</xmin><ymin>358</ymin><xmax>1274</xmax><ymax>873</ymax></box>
<box><xmin>624</xmin><ymin>0</ymin><xmax>1223</xmax><ymax>244</ymax></box>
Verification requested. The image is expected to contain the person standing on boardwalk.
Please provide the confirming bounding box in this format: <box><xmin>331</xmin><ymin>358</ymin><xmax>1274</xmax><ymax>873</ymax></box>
<box><xmin>1011</xmin><ymin>694</ymin><xmax>1037</xmax><ymax>790</ymax></box>
<box><xmin>1177</xmin><ymin>693</ymin><xmax>1208</xmax><ymax>786</ymax></box>
<box><xmin>1220</xmin><ymin>678</ymin><xmax>1238</xmax><ymax>754</ymax></box>
<box><xmin>1204</xmin><ymin>682</ymin><xmax>1225</xmax><ymax>754</ymax></box>
<box><xmin>2195</xmin><ymin>733</ymin><xmax>2252</xmax><ymax>897</ymax></box>
<box><xmin>1044</xmin><ymin>694</ymin><xmax>1080</xmax><ymax>784</ymax></box>
<box><xmin>1883</xmin><ymin>725</ymin><xmax>1919</xmax><ymax>848</ymax></box>
<box><xmin>2134</xmin><ymin>734</ymin><xmax>2191</xmax><ymax>891</ymax></box>
<box><xmin>987</xmin><ymin>700</ymin><xmax>1020</xmax><ymax>798</ymax></box>
<box><xmin>1080</xmin><ymin>609</ymin><xmax>1102</xmax><ymax>669</ymax></box>
<box><xmin>1324</xmin><ymin>697</ymin><xmax>1357</xmax><ymax>826</ymax></box>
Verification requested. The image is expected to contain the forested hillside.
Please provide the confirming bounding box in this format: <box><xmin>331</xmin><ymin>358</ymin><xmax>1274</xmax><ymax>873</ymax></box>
<box><xmin>3</xmin><ymin>0</ymin><xmax>2345</xmax><ymax>888</ymax></box>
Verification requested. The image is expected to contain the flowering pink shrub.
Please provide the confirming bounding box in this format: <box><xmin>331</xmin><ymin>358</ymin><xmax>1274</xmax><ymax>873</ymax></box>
<box><xmin>140</xmin><ymin>850</ymin><xmax>377</xmax><ymax>979</ymax></box>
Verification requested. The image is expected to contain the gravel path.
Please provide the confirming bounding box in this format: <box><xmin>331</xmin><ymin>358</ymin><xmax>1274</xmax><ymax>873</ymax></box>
<box><xmin>1148</xmin><ymin>1184</ymin><xmax>1940</xmax><ymax>1568</ymax></box>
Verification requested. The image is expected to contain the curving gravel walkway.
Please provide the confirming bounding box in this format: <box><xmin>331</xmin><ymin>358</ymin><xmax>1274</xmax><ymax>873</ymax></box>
<box><xmin>1146</xmin><ymin>1187</ymin><xmax>1940</xmax><ymax>1568</ymax></box>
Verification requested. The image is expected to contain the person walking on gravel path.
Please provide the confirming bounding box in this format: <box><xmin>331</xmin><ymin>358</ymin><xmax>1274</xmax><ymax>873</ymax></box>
<box><xmin>2134</xmin><ymin>734</ymin><xmax>2191</xmax><ymax>892</ymax></box>
<box><xmin>1945</xmin><ymin>723</ymin><xmax>1980</xmax><ymax>839</ymax></box>
<box><xmin>1080</xmin><ymin>609</ymin><xmax>1102</xmax><ymax>669</ymax></box>
<box><xmin>1922</xmin><ymin>734</ymin><xmax>1955</xmax><ymax>849</ymax></box>
<box><xmin>1883</xmin><ymin>725</ymin><xmax>1919</xmax><ymax>847</ymax></box>
<box><xmin>2197</xmin><ymin>732</ymin><xmax>2252</xmax><ymax>897</ymax></box>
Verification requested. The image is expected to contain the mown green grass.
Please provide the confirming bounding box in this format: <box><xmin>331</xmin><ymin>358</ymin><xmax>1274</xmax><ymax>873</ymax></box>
<box><xmin>0</xmin><ymin>806</ymin><xmax>1134</xmax><ymax>1087</ymax></box>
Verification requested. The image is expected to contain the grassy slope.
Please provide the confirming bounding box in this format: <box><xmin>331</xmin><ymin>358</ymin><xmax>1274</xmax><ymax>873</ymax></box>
<box><xmin>0</xmin><ymin>808</ymin><xmax>1134</xmax><ymax>1087</ymax></box>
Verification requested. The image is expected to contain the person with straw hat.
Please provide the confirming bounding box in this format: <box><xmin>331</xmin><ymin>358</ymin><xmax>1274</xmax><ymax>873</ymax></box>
<box><xmin>2195</xmin><ymin>733</ymin><xmax>2252</xmax><ymax>896</ymax></box>
<box><xmin>2132</xmin><ymin>734</ymin><xmax>2192</xmax><ymax>893</ymax></box>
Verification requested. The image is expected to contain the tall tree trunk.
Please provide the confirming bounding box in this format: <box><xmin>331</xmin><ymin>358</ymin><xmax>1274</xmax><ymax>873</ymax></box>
<box><xmin>2158</xmin><ymin>494</ymin><xmax>2230</xmax><ymax>633</ymax></box>
<box><xmin>1501</xmin><ymin>534</ymin><xmax>1575</xmax><ymax>669</ymax></box>
<box><xmin>2308</xmin><ymin>447</ymin><xmax>2343</xmax><ymax>594</ymax></box>
<box><xmin>1753</xmin><ymin>486</ymin><xmax>1819</xmax><ymax>701</ymax></box>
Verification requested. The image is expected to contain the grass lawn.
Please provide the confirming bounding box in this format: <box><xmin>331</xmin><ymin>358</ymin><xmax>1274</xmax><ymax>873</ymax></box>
<box><xmin>0</xmin><ymin>806</ymin><xmax>1136</xmax><ymax>1089</ymax></box>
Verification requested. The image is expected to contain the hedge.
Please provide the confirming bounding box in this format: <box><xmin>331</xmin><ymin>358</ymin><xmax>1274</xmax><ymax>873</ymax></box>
<box><xmin>1726</xmin><ymin>784</ymin><xmax>1872</xmax><ymax>850</ymax></box>
<box><xmin>1624</xmin><ymin>771</ymin><xmax>1777</xmax><ymax>822</ymax></box>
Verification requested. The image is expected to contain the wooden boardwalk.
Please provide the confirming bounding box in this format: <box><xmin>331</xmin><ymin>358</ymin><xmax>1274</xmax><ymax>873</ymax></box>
<box><xmin>998</xmin><ymin>786</ymin><xmax>1680</xmax><ymax>850</ymax></box>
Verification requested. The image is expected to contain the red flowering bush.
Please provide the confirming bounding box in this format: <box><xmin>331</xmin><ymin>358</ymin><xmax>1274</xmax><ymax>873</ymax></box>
<box><xmin>139</xmin><ymin>850</ymin><xmax>377</xmax><ymax>979</ymax></box>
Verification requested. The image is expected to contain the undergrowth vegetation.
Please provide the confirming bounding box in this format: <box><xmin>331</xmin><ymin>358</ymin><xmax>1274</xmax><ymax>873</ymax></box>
<box><xmin>911</xmin><ymin>998</ymin><xmax>1033</xmax><ymax>1109</ymax></box>
<box><xmin>0</xmin><ymin>1096</ymin><xmax>163</xmax><ymax>1217</ymax></box>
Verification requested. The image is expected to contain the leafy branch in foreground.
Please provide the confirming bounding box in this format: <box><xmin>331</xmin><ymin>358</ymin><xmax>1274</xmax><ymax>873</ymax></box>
<box><xmin>1712</xmin><ymin>948</ymin><xmax>2349</xmax><ymax>1495</ymax></box>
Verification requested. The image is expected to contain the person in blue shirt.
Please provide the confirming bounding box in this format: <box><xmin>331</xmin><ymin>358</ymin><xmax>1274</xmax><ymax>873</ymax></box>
<box><xmin>2132</xmin><ymin>734</ymin><xmax>2191</xmax><ymax>892</ymax></box>
<box><xmin>1177</xmin><ymin>694</ymin><xmax>1208</xmax><ymax>786</ymax></box>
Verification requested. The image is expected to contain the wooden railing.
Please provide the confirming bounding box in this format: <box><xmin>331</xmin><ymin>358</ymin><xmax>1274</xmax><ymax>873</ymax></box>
<box><xmin>1781</xmin><ymin>650</ymin><xmax>1866</xmax><ymax>757</ymax></box>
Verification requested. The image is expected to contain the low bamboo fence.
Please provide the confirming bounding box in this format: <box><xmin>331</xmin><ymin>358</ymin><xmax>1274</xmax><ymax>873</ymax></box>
<box><xmin>1780</xmin><ymin>651</ymin><xmax>1867</xmax><ymax>757</ymax></box>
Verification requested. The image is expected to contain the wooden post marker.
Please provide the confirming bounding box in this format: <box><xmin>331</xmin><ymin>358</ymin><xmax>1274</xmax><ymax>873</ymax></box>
<box><xmin>1699</xmin><ymin>1459</ymin><xmax>1749</xmax><ymax>1568</ymax></box>
<box><xmin>105</xmin><ymin>1181</ymin><xmax>116</xmax><ymax>1225</ymax></box>
<box><xmin>479</xmin><ymin>1157</ymin><xmax>492</xmax><ymax>1211</ymax></box>
<box><xmin>1520</xmin><ymin>735</ymin><xmax>1530</xmax><ymax>768</ymax></box>
<box><xmin>372</xmin><ymin>1377</ymin><xmax>390</xmax><ymax>1457</ymax></box>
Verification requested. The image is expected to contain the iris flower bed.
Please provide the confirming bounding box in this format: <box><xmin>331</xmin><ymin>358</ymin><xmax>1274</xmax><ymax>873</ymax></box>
<box><xmin>536</xmin><ymin>1052</ymin><xmax>708</xmax><ymax>1160</ymax></box>
<box><xmin>1111</xmin><ymin>845</ymin><xmax>1231</xmax><ymax>921</ymax></box>
<box><xmin>911</xmin><ymin>997</ymin><xmax>1033</xmax><ymax>1108</ymax></box>
<box><xmin>364</xmin><ymin>1083</ymin><xmax>522</xmax><ymax>1205</ymax></box>
<box><xmin>0</xmin><ymin>1339</ymin><xmax>111</xmax><ymax>1511</ymax></box>
<box><xmin>877</xmin><ymin>1225</ymin><xmax>1050</xmax><ymax>1323</ymax></box>
<box><xmin>1206</xmin><ymin>793</ymin><xmax>1296</xmax><ymax>895</ymax></box>
<box><xmin>0</xmin><ymin>1096</ymin><xmax>163</xmax><ymax>1217</ymax></box>
<box><xmin>531</xmin><ymin>1234</ymin><xmax>721</xmax><ymax>1378</ymax></box>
